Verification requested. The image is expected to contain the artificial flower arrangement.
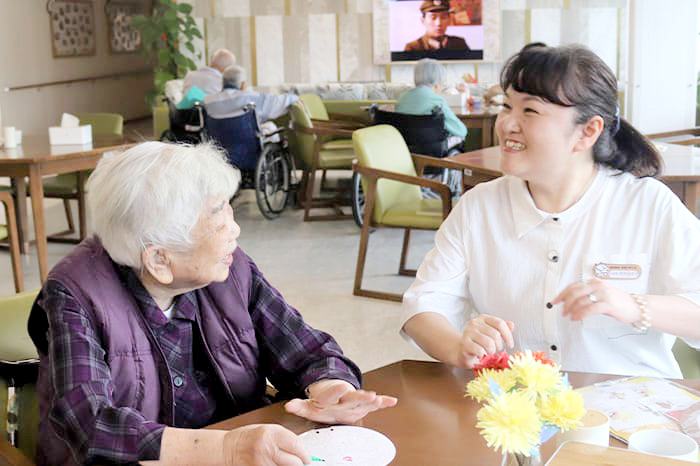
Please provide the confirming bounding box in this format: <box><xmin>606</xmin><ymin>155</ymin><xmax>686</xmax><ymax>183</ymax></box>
<box><xmin>465</xmin><ymin>351</ymin><xmax>586</xmax><ymax>464</ymax></box>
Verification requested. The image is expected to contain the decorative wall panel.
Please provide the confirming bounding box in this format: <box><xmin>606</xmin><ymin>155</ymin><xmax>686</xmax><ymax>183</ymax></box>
<box><xmin>47</xmin><ymin>0</ymin><xmax>96</xmax><ymax>57</ymax></box>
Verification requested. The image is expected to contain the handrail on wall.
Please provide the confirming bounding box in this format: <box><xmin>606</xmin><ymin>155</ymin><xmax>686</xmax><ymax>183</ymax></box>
<box><xmin>3</xmin><ymin>68</ymin><xmax>152</xmax><ymax>92</ymax></box>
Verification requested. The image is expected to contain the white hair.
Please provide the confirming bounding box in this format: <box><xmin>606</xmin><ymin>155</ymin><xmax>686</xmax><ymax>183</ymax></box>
<box><xmin>210</xmin><ymin>49</ymin><xmax>236</xmax><ymax>72</ymax></box>
<box><xmin>414</xmin><ymin>58</ymin><xmax>446</xmax><ymax>87</ymax></box>
<box><xmin>222</xmin><ymin>65</ymin><xmax>246</xmax><ymax>89</ymax></box>
<box><xmin>87</xmin><ymin>141</ymin><xmax>239</xmax><ymax>268</ymax></box>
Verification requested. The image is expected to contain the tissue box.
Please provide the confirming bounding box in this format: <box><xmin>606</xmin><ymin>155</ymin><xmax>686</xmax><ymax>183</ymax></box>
<box><xmin>48</xmin><ymin>124</ymin><xmax>92</xmax><ymax>145</ymax></box>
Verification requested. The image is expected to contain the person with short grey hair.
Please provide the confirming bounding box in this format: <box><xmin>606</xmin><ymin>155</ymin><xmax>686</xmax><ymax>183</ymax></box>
<box><xmin>28</xmin><ymin>142</ymin><xmax>397</xmax><ymax>465</ymax></box>
<box><xmin>397</xmin><ymin>58</ymin><xmax>466</xmax><ymax>144</ymax></box>
<box><xmin>204</xmin><ymin>64</ymin><xmax>299</xmax><ymax>123</ymax></box>
<box><xmin>183</xmin><ymin>48</ymin><xmax>237</xmax><ymax>95</ymax></box>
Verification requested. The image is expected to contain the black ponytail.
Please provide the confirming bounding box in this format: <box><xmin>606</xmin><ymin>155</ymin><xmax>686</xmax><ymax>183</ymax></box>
<box><xmin>597</xmin><ymin>118</ymin><xmax>661</xmax><ymax>177</ymax></box>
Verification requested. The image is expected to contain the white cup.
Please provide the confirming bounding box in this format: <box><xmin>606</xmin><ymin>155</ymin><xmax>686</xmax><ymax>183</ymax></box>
<box><xmin>556</xmin><ymin>409</ymin><xmax>610</xmax><ymax>447</ymax></box>
<box><xmin>15</xmin><ymin>129</ymin><xmax>22</xmax><ymax>145</ymax></box>
<box><xmin>628</xmin><ymin>429</ymin><xmax>698</xmax><ymax>462</ymax></box>
<box><xmin>3</xmin><ymin>126</ymin><xmax>16</xmax><ymax>148</ymax></box>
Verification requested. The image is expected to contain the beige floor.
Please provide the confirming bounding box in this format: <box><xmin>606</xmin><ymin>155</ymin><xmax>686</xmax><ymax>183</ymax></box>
<box><xmin>0</xmin><ymin>183</ymin><xmax>435</xmax><ymax>373</ymax></box>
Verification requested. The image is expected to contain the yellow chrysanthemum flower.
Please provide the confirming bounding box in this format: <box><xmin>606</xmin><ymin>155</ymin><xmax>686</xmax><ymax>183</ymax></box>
<box><xmin>466</xmin><ymin>369</ymin><xmax>517</xmax><ymax>402</ymax></box>
<box><xmin>539</xmin><ymin>388</ymin><xmax>586</xmax><ymax>431</ymax></box>
<box><xmin>476</xmin><ymin>391</ymin><xmax>541</xmax><ymax>456</ymax></box>
<box><xmin>509</xmin><ymin>352</ymin><xmax>562</xmax><ymax>397</ymax></box>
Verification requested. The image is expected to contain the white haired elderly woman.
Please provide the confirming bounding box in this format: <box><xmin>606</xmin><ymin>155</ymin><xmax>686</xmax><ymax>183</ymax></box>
<box><xmin>28</xmin><ymin>141</ymin><xmax>397</xmax><ymax>466</ymax></box>
<box><xmin>396</xmin><ymin>57</ymin><xmax>467</xmax><ymax>148</ymax></box>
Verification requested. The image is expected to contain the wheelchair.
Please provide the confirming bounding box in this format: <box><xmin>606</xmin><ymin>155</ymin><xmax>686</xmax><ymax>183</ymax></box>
<box><xmin>205</xmin><ymin>104</ymin><xmax>297</xmax><ymax>219</ymax></box>
<box><xmin>351</xmin><ymin>105</ymin><xmax>462</xmax><ymax>227</ymax></box>
<box><xmin>159</xmin><ymin>97</ymin><xmax>207</xmax><ymax>144</ymax></box>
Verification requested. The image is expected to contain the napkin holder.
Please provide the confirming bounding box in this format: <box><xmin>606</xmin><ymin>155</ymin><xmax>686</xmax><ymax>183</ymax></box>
<box><xmin>48</xmin><ymin>124</ymin><xmax>92</xmax><ymax>145</ymax></box>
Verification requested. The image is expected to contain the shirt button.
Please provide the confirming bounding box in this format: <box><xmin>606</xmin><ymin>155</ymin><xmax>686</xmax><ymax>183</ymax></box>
<box><xmin>173</xmin><ymin>376</ymin><xmax>184</xmax><ymax>387</ymax></box>
<box><xmin>548</xmin><ymin>250</ymin><xmax>559</xmax><ymax>262</ymax></box>
<box><xmin>550</xmin><ymin>345</ymin><xmax>558</xmax><ymax>351</ymax></box>
<box><xmin>553</xmin><ymin>217</ymin><xmax>559</xmax><ymax>222</ymax></box>
<box><xmin>546</xmin><ymin>302</ymin><xmax>553</xmax><ymax>309</ymax></box>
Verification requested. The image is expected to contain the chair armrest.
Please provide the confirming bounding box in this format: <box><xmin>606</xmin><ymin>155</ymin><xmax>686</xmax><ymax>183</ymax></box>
<box><xmin>326</xmin><ymin>113</ymin><xmax>368</xmax><ymax>125</ymax></box>
<box><xmin>311</xmin><ymin>118</ymin><xmax>364</xmax><ymax>130</ymax></box>
<box><xmin>412</xmin><ymin>154</ymin><xmax>472</xmax><ymax>171</ymax></box>
<box><xmin>353</xmin><ymin>162</ymin><xmax>451</xmax><ymax>218</ymax></box>
<box><xmin>293</xmin><ymin>123</ymin><xmax>355</xmax><ymax>138</ymax></box>
<box><xmin>646</xmin><ymin>127</ymin><xmax>700</xmax><ymax>139</ymax></box>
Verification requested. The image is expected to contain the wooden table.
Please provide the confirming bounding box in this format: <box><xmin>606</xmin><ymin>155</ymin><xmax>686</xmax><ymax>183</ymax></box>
<box><xmin>0</xmin><ymin>135</ymin><xmax>133</xmax><ymax>282</ymax></box>
<box><xmin>451</xmin><ymin>143</ymin><xmax>700</xmax><ymax>215</ymax></box>
<box><xmin>452</xmin><ymin>106</ymin><xmax>500</xmax><ymax>148</ymax></box>
<box><xmin>207</xmin><ymin>360</ymin><xmax>700</xmax><ymax>464</ymax></box>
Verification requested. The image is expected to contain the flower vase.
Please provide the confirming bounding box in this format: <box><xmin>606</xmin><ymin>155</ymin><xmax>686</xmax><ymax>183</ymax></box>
<box><xmin>501</xmin><ymin>451</ymin><xmax>542</xmax><ymax>466</ymax></box>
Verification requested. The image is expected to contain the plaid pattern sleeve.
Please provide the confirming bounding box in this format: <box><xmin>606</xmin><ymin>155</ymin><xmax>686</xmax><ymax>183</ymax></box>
<box><xmin>39</xmin><ymin>284</ymin><xmax>165</xmax><ymax>464</ymax></box>
<box><xmin>246</xmin><ymin>257</ymin><xmax>362</xmax><ymax>395</ymax></box>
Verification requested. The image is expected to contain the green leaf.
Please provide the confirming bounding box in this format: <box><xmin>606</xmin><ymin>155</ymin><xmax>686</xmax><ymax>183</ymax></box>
<box><xmin>177</xmin><ymin>3</ymin><xmax>193</xmax><ymax>14</ymax></box>
<box><xmin>189</xmin><ymin>28</ymin><xmax>202</xmax><ymax>39</ymax></box>
<box><xmin>185</xmin><ymin>42</ymin><xmax>194</xmax><ymax>53</ymax></box>
<box><xmin>186</xmin><ymin>58</ymin><xmax>196</xmax><ymax>70</ymax></box>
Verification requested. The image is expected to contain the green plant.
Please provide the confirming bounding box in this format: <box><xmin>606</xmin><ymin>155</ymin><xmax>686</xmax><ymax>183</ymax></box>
<box><xmin>131</xmin><ymin>0</ymin><xmax>202</xmax><ymax>106</ymax></box>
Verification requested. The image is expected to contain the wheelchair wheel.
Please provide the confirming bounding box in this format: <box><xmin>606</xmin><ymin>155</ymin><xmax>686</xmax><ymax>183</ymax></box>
<box><xmin>351</xmin><ymin>171</ymin><xmax>365</xmax><ymax>228</ymax></box>
<box><xmin>255</xmin><ymin>143</ymin><xmax>290</xmax><ymax>219</ymax></box>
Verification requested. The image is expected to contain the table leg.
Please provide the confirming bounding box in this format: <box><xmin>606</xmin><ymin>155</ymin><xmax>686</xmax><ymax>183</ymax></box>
<box><xmin>10</xmin><ymin>176</ymin><xmax>28</xmax><ymax>253</ymax></box>
<box><xmin>482</xmin><ymin>117</ymin><xmax>494</xmax><ymax>148</ymax></box>
<box><xmin>684</xmin><ymin>181</ymin><xmax>700</xmax><ymax>215</ymax></box>
<box><xmin>28</xmin><ymin>167</ymin><xmax>49</xmax><ymax>282</ymax></box>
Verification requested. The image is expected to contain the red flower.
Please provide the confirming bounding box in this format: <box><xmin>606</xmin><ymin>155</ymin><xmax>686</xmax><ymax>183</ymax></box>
<box><xmin>473</xmin><ymin>351</ymin><xmax>510</xmax><ymax>376</ymax></box>
<box><xmin>514</xmin><ymin>350</ymin><xmax>556</xmax><ymax>367</ymax></box>
<box><xmin>160</xmin><ymin>32</ymin><xmax>167</xmax><ymax>43</ymax></box>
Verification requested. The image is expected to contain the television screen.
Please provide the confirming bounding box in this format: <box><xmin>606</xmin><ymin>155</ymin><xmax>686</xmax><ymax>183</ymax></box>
<box><xmin>388</xmin><ymin>0</ymin><xmax>484</xmax><ymax>62</ymax></box>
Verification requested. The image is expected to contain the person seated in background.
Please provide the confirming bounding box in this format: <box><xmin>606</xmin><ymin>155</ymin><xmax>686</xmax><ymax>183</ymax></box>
<box><xmin>404</xmin><ymin>0</ymin><xmax>470</xmax><ymax>55</ymax></box>
<box><xmin>400</xmin><ymin>44</ymin><xmax>700</xmax><ymax>379</ymax></box>
<box><xmin>204</xmin><ymin>64</ymin><xmax>299</xmax><ymax>124</ymax></box>
<box><xmin>183</xmin><ymin>48</ymin><xmax>236</xmax><ymax>95</ymax></box>
<box><xmin>397</xmin><ymin>58</ymin><xmax>467</xmax><ymax>151</ymax></box>
<box><xmin>28</xmin><ymin>141</ymin><xmax>397</xmax><ymax>465</ymax></box>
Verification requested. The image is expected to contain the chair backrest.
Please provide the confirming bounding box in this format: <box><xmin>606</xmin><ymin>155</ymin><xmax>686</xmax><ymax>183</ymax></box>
<box><xmin>372</xmin><ymin>107</ymin><xmax>448</xmax><ymax>158</ymax></box>
<box><xmin>353</xmin><ymin>125</ymin><xmax>423</xmax><ymax>223</ymax></box>
<box><xmin>205</xmin><ymin>106</ymin><xmax>261</xmax><ymax>172</ymax></box>
<box><xmin>673</xmin><ymin>339</ymin><xmax>700</xmax><ymax>379</ymax></box>
<box><xmin>0</xmin><ymin>291</ymin><xmax>40</xmax><ymax>462</ymax></box>
<box><xmin>288</xmin><ymin>100</ymin><xmax>316</xmax><ymax>169</ymax></box>
<box><xmin>298</xmin><ymin>93</ymin><xmax>329</xmax><ymax>121</ymax></box>
<box><xmin>76</xmin><ymin>113</ymin><xmax>124</xmax><ymax>137</ymax></box>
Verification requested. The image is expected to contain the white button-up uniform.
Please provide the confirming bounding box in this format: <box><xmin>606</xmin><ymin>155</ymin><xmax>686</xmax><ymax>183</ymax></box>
<box><xmin>401</xmin><ymin>166</ymin><xmax>700</xmax><ymax>378</ymax></box>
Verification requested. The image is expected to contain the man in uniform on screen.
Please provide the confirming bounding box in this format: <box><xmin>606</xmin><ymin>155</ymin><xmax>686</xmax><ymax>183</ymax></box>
<box><xmin>404</xmin><ymin>0</ymin><xmax>471</xmax><ymax>53</ymax></box>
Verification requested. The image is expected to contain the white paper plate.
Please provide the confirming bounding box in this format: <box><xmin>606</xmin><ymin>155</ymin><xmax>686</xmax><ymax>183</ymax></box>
<box><xmin>299</xmin><ymin>425</ymin><xmax>396</xmax><ymax>465</ymax></box>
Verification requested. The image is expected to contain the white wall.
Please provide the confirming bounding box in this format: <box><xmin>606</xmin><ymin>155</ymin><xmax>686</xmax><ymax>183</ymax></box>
<box><xmin>627</xmin><ymin>0</ymin><xmax>699</xmax><ymax>133</ymax></box>
<box><xmin>0</xmin><ymin>0</ymin><xmax>151</xmax><ymax>135</ymax></box>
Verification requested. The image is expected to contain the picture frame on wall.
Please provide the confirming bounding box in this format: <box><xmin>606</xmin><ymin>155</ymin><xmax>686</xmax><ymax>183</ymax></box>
<box><xmin>105</xmin><ymin>0</ymin><xmax>153</xmax><ymax>54</ymax></box>
<box><xmin>46</xmin><ymin>0</ymin><xmax>96</xmax><ymax>58</ymax></box>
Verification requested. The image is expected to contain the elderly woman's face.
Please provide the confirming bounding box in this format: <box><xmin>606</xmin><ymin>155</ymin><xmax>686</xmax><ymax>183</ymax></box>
<box><xmin>167</xmin><ymin>194</ymin><xmax>240</xmax><ymax>289</ymax></box>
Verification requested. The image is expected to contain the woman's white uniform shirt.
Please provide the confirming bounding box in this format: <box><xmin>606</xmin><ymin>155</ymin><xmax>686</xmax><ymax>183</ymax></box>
<box><xmin>400</xmin><ymin>166</ymin><xmax>700</xmax><ymax>378</ymax></box>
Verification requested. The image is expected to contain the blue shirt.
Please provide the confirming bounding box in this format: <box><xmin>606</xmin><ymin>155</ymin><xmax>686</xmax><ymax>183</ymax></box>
<box><xmin>396</xmin><ymin>85</ymin><xmax>467</xmax><ymax>139</ymax></box>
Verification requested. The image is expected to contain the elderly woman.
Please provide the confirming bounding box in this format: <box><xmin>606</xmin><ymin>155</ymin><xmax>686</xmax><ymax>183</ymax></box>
<box><xmin>28</xmin><ymin>142</ymin><xmax>396</xmax><ymax>466</ymax></box>
<box><xmin>400</xmin><ymin>44</ymin><xmax>700</xmax><ymax>379</ymax></box>
<box><xmin>396</xmin><ymin>57</ymin><xmax>467</xmax><ymax>149</ymax></box>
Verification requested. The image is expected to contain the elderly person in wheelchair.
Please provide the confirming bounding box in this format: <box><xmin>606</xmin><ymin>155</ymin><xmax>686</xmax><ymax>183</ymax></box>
<box><xmin>27</xmin><ymin>142</ymin><xmax>397</xmax><ymax>466</ymax></box>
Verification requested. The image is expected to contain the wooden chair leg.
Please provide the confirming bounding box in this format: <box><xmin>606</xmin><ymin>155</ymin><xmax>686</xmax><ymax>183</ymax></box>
<box><xmin>303</xmin><ymin>167</ymin><xmax>317</xmax><ymax>221</ymax></box>
<box><xmin>77</xmin><ymin>173</ymin><xmax>87</xmax><ymax>240</ymax></box>
<box><xmin>398</xmin><ymin>228</ymin><xmax>416</xmax><ymax>277</ymax></box>
<box><xmin>0</xmin><ymin>193</ymin><xmax>24</xmax><ymax>292</ymax></box>
<box><xmin>63</xmin><ymin>199</ymin><xmax>75</xmax><ymax>234</ymax></box>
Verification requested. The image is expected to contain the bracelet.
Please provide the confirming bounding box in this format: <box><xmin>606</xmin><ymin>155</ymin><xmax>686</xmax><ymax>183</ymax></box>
<box><xmin>630</xmin><ymin>293</ymin><xmax>651</xmax><ymax>332</ymax></box>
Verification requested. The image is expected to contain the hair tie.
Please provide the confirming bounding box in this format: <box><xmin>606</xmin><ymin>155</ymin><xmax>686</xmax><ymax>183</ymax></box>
<box><xmin>613</xmin><ymin>104</ymin><xmax>621</xmax><ymax>135</ymax></box>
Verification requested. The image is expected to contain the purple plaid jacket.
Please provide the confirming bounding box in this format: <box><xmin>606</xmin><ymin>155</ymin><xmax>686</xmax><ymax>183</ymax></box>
<box><xmin>28</xmin><ymin>237</ymin><xmax>361</xmax><ymax>465</ymax></box>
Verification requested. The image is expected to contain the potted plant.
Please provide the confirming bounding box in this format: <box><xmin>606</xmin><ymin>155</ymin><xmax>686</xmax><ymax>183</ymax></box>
<box><xmin>131</xmin><ymin>0</ymin><xmax>202</xmax><ymax>106</ymax></box>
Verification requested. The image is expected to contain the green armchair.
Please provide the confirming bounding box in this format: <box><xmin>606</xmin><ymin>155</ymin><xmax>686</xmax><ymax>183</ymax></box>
<box><xmin>351</xmin><ymin>124</ymin><xmax>465</xmax><ymax>301</ymax></box>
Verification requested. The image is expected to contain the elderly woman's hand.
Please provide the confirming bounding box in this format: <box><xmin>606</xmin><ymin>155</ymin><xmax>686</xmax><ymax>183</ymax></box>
<box><xmin>284</xmin><ymin>379</ymin><xmax>397</xmax><ymax>424</ymax></box>
<box><xmin>553</xmin><ymin>278</ymin><xmax>641</xmax><ymax>324</ymax></box>
<box><xmin>222</xmin><ymin>424</ymin><xmax>310</xmax><ymax>466</ymax></box>
<box><xmin>458</xmin><ymin>314</ymin><xmax>515</xmax><ymax>369</ymax></box>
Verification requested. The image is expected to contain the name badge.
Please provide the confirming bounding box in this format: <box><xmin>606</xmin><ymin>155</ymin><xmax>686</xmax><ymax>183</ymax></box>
<box><xmin>593</xmin><ymin>262</ymin><xmax>642</xmax><ymax>280</ymax></box>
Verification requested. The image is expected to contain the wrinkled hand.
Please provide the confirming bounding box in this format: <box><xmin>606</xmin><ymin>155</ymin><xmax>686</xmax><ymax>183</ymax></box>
<box><xmin>458</xmin><ymin>314</ymin><xmax>514</xmax><ymax>369</ymax></box>
<box><xmin>222</xmin><ymin>424</ymin><xmax>310</xmax><ymax>466</ymax></box>
<box><xmin>284</xmin><ymin>379</ymin><xmax>398</xmax><ymax>424</ymax></box>
<box><xmin>553</xmin><ymin>278</ymin><xmax>640</xmax><ymax>324</ymax></box>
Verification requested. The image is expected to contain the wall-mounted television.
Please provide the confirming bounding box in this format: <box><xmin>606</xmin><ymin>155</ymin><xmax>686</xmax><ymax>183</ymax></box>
<box><xmin>373</xmin><ymin>0</ymin><xmax>500</xmax><ymax>65</ymax></box>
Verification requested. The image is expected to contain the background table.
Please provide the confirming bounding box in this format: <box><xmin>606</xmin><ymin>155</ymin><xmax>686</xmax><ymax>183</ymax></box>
<box><xmin>208</xmin><ymin>360</ymin><xmax>700</xmax><ymax>464</ymax></box>
<box><xmin>0</xmin><ymin>135</ymin><xmax>133</xmax><ymax>282</ymax></box>
<box><xmin>451</xmin><ymin>143</ymin><xmax>700</xmax><ymax>215</ymax></box>
<box><xmin>452</xmin><ymin>106</ymin><xmax>500</xmax><ymax>148</ymax></box>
